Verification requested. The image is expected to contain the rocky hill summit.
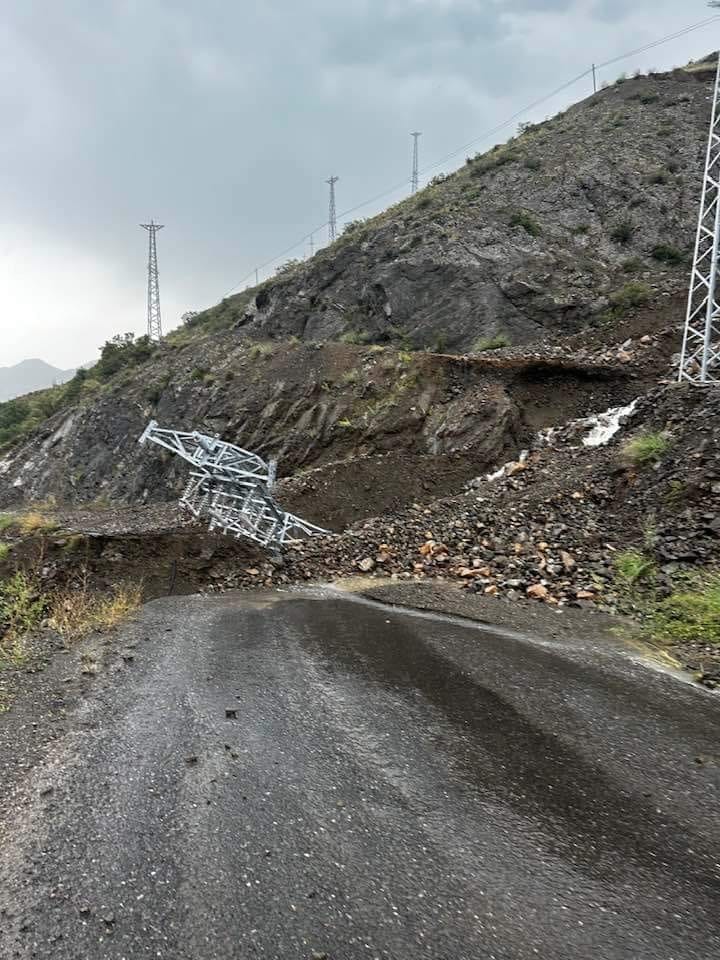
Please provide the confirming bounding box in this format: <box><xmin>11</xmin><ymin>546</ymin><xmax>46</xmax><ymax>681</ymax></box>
<box><xmin>195</xmin><ymin>62</ymin><xmax>710</xmax><ymax>352</ymax></box>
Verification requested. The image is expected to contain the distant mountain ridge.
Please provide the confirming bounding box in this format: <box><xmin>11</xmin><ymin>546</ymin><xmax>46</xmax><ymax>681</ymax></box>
<box><xmin>0</xmin><ymin>359</ymin><xmax>76</xmax><ymax>402</ymax></box>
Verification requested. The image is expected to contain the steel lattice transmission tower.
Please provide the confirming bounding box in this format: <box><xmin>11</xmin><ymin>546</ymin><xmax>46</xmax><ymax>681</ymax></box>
<box><xmin>326</xmin><ymin>176</ymin><xmax>339</xmax><ymax>242</ymax></box>
<box><xmin>679</xmin><ymin>15</ymin><xmax>720</xmax><ymax>383</ymax></box>
<box><xmin>139</xmin><ymin>421</ymin><xmax>327</xmax><ymax>548</ymax></box>
<box><xmin>411</xmin><ymin>132</ymin><xmax>422</xmax><ymax>194</ymax></box>
<box><xmin>141</xmin><ymin>220</ymin><xmax>164</xmax><ymax>341</ymax></box>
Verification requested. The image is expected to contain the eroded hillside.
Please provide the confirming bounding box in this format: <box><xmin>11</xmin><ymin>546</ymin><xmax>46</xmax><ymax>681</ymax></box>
<box><xmin>0</xmin><ymin>331</ymin><xmax>651</xmax><ymax>527</ymax></box>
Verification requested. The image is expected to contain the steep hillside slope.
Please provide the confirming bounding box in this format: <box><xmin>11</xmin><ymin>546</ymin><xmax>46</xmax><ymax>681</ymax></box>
<box><xmin>0</xmin><ymin>330</ymin><xmax>652</xmax><ymax>526</ymax></box>
<box><xmin>0</xmin><ymin>61</ymin><xmax>709</xmax><ymax>523</ymax></box>
<box><xmin>0</xmin><ymin>360</ymin><xmax>75</xmax><ymax>402</ymax></box>
<box><xmin>193</xmin><ymin>64</ymin><xmax>709</xmax><ymax>351</ymax></box>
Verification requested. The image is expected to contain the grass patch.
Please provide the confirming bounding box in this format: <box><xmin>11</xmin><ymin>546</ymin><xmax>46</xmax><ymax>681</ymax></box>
<box><xmin>468</xmin><ymin>147</ymin><xmax>518</xmax><ymax>177</ymax></box>
<box><xmin>651</xmin><ymin>244</ymin><xmax>685</xmax><ymax>265</ymax></box>
<box><xmin>509</xmin><ymin>210</ymin><xmax>542</xmax><ymax>237</ymax></box>
<box><xmin>610</xmin><ymin>219</ymin><xmax>635</xmax><ymax>244</ymax></box>
<box><xmin>49</xmin><ymin>583</ymin><xmax>142</xmax><ymax>640</ymax></box>
<box><xmin>621</xmin><ymin>258</ymin><xmax>644</xmax><ymax>274</ymax></box>
<box><xmin>608</xmin><ymin>281</ymin><xmax>651</xmax><ymax>315</ymax></box>
<box><xmin>614</xmin><ymin>549</ymin><xmax>656</xmax><ymax>587</ymax></box>
<box><xmin>0</xmin><ymin>572</ymin><xmax>45</xmax><ymax>668</ymax></box>
<box><xmin>647</xmin><ymin>572</ymin><xmax>720</xmax><ymax>648</ymax></box>
<box><xmin>0</xmin><ymin>544</ymin><xmax>10</xmax><ymax>562</ymax></box>
<box><xmin>339</xmin><ymin>369</ymin><xmax>360</xmax><ymax>386</ymax></box>
<box><xmin>17</xmin><ymin>512</ymin><xmax>58</xmax><ymax>535</ymax></box>
<box><xmin>247</xmin><ymin>341</ymin><xmax>275</xmax><ymax>360</ymax></box>
<box><xmin>339</xmin><ymin>330</ymin><xmax>374</xmax><ymax>346</ymax></box>
<box><xmin>621</xmin><ymin>432</ymin><xmax>671</xmax><ymax>467</ymax></box>
<box><xmin>473</xmin><ymin>334</ymin><xmax>510</xmax><ymax>352</ymax></box>
<box><xmin>0</xmin><ymin>515</ymin><xmax>16</xmax><ymax>533</ymax></box>
<box><xmin>664</xmin><ymin>479</ymin><xmax>686</xmax><ymax>508</ymax></box>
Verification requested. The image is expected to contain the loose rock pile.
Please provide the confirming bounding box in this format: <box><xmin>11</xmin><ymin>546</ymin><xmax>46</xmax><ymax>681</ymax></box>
<box><xmin>217</xmin><ymin>383</ymin><xmax>719</xmax><ymax>627</ymax></box>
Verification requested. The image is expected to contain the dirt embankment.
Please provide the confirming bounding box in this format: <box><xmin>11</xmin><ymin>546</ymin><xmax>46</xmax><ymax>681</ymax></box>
<box><xmin>0</xmin><ymin>334</ymin><xmax>647</xmax><ymax>526</ymax></box>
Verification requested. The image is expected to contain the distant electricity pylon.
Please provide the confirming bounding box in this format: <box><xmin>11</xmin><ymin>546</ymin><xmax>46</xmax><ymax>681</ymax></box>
<box><xmin>679</xmin><ymin>6</ymin><xmax>720</xmax><ymax>383</ymax></box>
<box><xmin>326</xmin><ymin>176</ymin><xmax>339</xmax><ymax>242</ymax></box>
<box><xmin>411</xmin><ymin>132</ymin><xmax>422</xmax><ymax>194</ymax></box>
<box><xmin>140</xmin><ymin>220</ymin><xmax>164</xmax><ymax>341</ymax></box>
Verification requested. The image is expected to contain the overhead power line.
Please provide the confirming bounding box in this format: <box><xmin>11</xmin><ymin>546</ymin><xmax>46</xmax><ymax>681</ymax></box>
<box><xmin>221</xmin><ymin>15</ymin><xmax>720</xmax><ymax>298</ymax></box>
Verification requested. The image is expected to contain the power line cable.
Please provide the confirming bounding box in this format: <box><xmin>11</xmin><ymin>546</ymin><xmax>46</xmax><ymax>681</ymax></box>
<box><xmin>221</xmin><ymin>15</ymin><xmax>719</xmax><ymax>297</ymax></box>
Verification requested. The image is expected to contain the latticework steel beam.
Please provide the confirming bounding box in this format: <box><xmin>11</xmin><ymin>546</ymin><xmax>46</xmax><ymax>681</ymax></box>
<box><xmin>139</xmin><ymin>421</ymin><xmax>328</xmax><ymax>548</ymax></box>
<box><xmin>141</xmin><ymin>221</ymin><xmax>164</xmax><ymax>342</ymax></box>
<box><xmin>679</xmin><ymin>52</ymin><xmax>720</xmax><ymax>384</ymax></box>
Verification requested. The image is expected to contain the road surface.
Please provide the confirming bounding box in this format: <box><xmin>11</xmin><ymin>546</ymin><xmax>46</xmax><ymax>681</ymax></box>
<box><xmin>0</xmin><ymin>589</ymin><xmax>718</xmax><ymax>959</ymax></box>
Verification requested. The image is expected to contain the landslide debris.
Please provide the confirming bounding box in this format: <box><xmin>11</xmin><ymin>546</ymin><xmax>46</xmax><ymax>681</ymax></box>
<box><xmin>0</xmin><ymin>336</ymin><xmax>646</xmax><ymax>523</ymax></box>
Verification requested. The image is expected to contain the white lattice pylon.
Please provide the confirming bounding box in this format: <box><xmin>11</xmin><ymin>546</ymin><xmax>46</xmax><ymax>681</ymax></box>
<box><xmin>679</xmin><ymin>53</ymin><xmax>720</xmax><ymax>383</ymax></box>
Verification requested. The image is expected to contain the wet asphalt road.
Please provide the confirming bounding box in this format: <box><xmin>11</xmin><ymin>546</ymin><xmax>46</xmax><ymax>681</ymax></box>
<box><xmin>0</xmin><ymin>589</ymin><xmax>719</xmax><ymax>960</ymax></box>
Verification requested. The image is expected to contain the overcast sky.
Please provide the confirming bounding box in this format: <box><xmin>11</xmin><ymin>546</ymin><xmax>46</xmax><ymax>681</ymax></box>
<box><xmin>0</xmin><ymin>0</ymin><xmax>715</xmax><ymax>368</ymax></box>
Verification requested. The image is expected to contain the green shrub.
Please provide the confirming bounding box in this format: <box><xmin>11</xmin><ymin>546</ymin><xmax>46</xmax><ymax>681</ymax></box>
<box><xmin>274</xmin><ymin>258</ymin><xmax>301</xmax><ymax>276</ymax></box>
<box><xmin>469</xmin><ymin>148</ymin><xmax>518</xmax><ymax>177</ymax></box>
<box><xmin>0</xmin><ymin>572</ymin><xmax>45</xmax><ymax>647</ymax></box>
<box><xmin>622</xmin><ymin>431</ymin><xmax>671</xmax><ymax>466</ymax></box>
<box><xmin>664</xmin><ymin>479</ymin><xmax>686</xmax><ymax>507</ymax></box>
<box><xmin>509</xmin><ymin>211</ymin><xmax>542</xmax><ymax>237</ymax></box>
<box><xmin>473</xmin><ymin>334</ymin><xmax>510</xmax><ymax>352</ymax></box>
<box><xmin>523</xmin><ymin>157</ymin><xmax>542</xmax><ymax>171</ymax></box>
<box><xmin>0</xmin><ymin>515</ymin><xmax>16</xmax><ymax>533</ymax></box>
<box><xmin>621</xmin><ymin>258</ymin><xmax>644</xmax><ymax>274</ymax></box>
<box><xmin>0</xmin><ymin>544</ymin><xmax>10</xmax><ymax>562</ymax></box>
<box><xmin>571</xmin><ymin>224</ymin><xmax>590</xmax><ymax>235</ymax></box>
<box><xmin>610</xmin><ymin>219</ymin><xmax>635</xmax><ymax>244</ymax></box>
<box><xmin>609</xmin><ymin>281</ymin><xmax>651</xmax><ymax>312</ymax></box>
<box><xmin>647</xmin><ymin>170</ymin><xmax>668</xmax><ymax>185</ymax></box>
<box><xmin>651</xmin><ymin>244</ymin><xmax>685</xmax><ymax>265</ymax></box>
<box><xmin>339</xmin><ymin>369</ymin><xmax>359</xmax><ymax>386</ymax></box>
<box><xmin>96</xmin><ymin>333</ymin><xmax>155</xmax><ymax>381</ymax></box>
<box><xmin>247</xmin><ymin>342</ymin><xmax>274</xmax><ymax>360</ymax></box>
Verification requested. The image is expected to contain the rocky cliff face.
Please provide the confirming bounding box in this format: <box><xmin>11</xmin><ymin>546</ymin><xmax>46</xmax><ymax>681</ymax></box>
<box><xmin>196</xmin><ymin>66</ymin><xmax>707</xmax><ymax>352</ymax></box>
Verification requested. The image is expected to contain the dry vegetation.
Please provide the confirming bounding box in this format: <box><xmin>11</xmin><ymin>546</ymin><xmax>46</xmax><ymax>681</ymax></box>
<box><xmin>48</xmin><ymin>582</ymin><xmax>143</xmax><ymax>640</ymax></box>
